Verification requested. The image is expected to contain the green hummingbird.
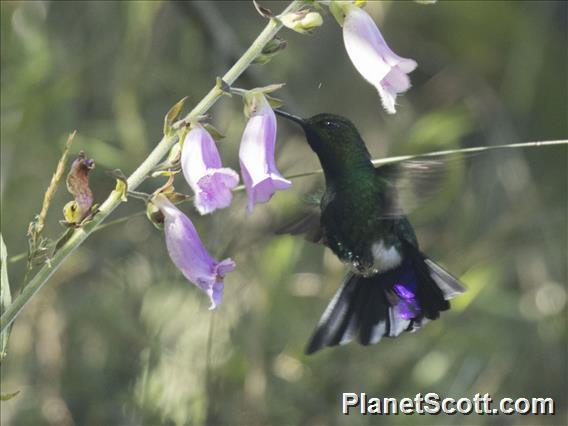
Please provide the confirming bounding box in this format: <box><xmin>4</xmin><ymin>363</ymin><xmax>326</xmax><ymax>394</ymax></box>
<box><xmin>274</xmin><ymin>110</ymin><xmax>465</xmax><ymax>355</ymax></box>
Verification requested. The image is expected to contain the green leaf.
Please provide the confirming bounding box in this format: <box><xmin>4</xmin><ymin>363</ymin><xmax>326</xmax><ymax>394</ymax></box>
<box><xmin>265</xmin><ymin>94</ymin><xmax>284</xmax><ymax>109</ymax></box>
<box><xmin>164</xmin><ymin>96</ymin><xmax>188</xmax><ymax>137</ymax></box>
<box><xmin>329</xmin><ymin>1</ymin><xmax>346</xmax><ymax>27</ymax></box>
<box><xmin>1</xmin><ymin>234</ymin><xmax>12</xmax><ymax>361</ymax></box>
<box><xmin>202</xmin><ymin>123</ymin><xmax>225</xmax><ymax>141</ymax></box>
<box><xmin>107</xmin><ymin>169</ymin><xmax>129</xmax><ymax>202</ymax></box>
<box><xmin>255</xmin><ymin>83</ymin><xmax>286</xmax><ymax>94</ymax></box>
<box><xmin>215</xmin><ymin>77</ymin><xmax>232</xmax><ymax>95</ymax></box>
<box><xmin>253</xmin><ymin>0</ymin><xmax>273</xmax><ymax>18</ymax></box>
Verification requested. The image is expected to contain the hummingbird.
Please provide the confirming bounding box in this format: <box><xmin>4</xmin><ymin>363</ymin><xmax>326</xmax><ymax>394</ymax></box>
<box><xmin>274</xmin><ymin>110</ymin><xmax>466</xmax><ymax>355</ymax></box>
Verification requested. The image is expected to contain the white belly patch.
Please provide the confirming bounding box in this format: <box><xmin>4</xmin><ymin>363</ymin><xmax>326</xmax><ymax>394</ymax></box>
<box><xmin>371</xmin><ymin>240</ymin><xmax>403</xmax><ymax>272</ymax></box>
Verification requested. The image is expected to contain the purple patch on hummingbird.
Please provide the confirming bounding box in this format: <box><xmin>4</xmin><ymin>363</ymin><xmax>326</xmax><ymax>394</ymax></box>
<box><xmin>393</xmin><ymin>278</ymin><xmax>420</xmax><ymax>320</ymax></box>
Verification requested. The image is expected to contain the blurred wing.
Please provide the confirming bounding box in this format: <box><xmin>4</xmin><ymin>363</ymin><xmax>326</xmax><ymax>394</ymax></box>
<box><xmin>274</xmin><ymin>190</ymin><xmax>324</xmax><ymax>244</ymax></box>
<box><xmin>375</xmin><ymin>155</ymin><xmax>465</xmax><ymax>218</ymax></box>
<box><xmin>274</xmin><ymin>207</ymin><xmax>324</xmax><ymax>244</ymax></box>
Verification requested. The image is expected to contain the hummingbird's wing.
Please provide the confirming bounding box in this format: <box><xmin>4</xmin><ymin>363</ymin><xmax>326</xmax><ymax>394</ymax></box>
<box><xmin>275</xmin><ymin>208</ymin><xmax>324</xmax><ymax>244</ymax></box>
<box><xmin>374</xmin><ymin>157</ymin><xmax>463</xmax><ymax>218</ymax></box>
<box><xmin>274</xmin><ymin>190</ymin><xmax>325</xmax><ymax>244</ymax></box>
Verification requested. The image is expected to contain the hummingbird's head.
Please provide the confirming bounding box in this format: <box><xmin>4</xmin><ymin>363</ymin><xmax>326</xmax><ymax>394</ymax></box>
<box><xmin>275</xmin><ymin>110</ymin><xmax>372</xmax><ymax>177</ymax></box>
<box><xmin>304</xmin><ymin>113</ymin><xmax>363</xmax><ymax>147</ymax></box>
<box><xmin>275</xmin><ymin>111</ymin><xmax>363</xmax><ymax>150</ymax></box>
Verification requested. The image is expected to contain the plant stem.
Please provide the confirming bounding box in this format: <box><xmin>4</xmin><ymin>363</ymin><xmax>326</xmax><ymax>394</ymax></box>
<box><xmin>0</xmin><ymin>1</ymin><xmax>303</xmax><ymax>334</ymax></box>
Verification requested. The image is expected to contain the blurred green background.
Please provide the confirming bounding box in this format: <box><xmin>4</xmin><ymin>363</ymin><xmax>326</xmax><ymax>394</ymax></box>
<box><xmin>1</xmin><ymin>1</ymin><xmax>566</xmax><ymax>425</ymax></box>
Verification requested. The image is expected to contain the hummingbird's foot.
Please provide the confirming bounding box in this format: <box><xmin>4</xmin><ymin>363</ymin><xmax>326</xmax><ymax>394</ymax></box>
<box><xmin>351</xmin><ymin>257</ymin><xmax>379</xmax><ymax>277</ymax></box>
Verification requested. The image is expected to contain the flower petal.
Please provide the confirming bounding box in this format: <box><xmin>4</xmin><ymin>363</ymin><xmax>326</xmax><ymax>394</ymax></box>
<box><xmin>181</xmin><ymin>127</ymin><xmax>239</xmax><ymax>215</ymax></box>
<box><xmin>194</xmin><ymin>168</ymin><xmax>239</xmax><ymax>215</ymax></box>
<box><xmin>343</xmin><ymin>7</ymin><xmax>392</xmax><ymax>86</ymax></box>
<box><xmin>240</xmin><ymin>166</ymin><xmax>292</xmax><ymax>213</ymax></box>
<box><xmin>239</xmin><ymin>95</ymin><xmax>291</xmax><ymax>213</ymax></box>
<box><xmin>154</xmin><ymin>194</ymin><xmax>235</xmax><ymax>309</ymax></box>
<box><xmin>343</xmin><ymin>7</ymin><xmax>417</xmax><ymax>114</ymax></box>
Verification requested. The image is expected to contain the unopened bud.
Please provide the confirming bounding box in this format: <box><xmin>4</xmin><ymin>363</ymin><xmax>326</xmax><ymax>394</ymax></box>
<box><xmin>253</xmin><ymin>37</ymin><xmax>288</xmax><ymax>65</ymax></box>
<box><xmin>167</xmin><ymin>142</ymin><xmax>182</xmax><ymax>165</ymax></box>
<box><xmin>280</xmin><ymin>10</ymin><xmax>323</xmax><ymax>34</ymax></box>
<box><xmin>263</xmin><ymin>36</ymin><xmax>287</xmax><ymax>55</ymax></box>
<box><xmin>146</xmin><ymin>198</ymin><xmax>164</xmax><ymax>229</ymax></box>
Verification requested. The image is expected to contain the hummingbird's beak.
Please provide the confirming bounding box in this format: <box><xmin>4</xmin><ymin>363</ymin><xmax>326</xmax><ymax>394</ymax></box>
<box><xmin>274</xmin><ymin>109</ymin><xmax>306</xmax><ymax>128</ymax></box>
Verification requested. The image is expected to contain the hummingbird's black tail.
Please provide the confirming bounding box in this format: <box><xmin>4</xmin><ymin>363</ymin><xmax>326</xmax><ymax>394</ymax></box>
<box><xmin>305</xmin><ymin>242</ymin><xmax>465</xmax><ymax>355</ymax></box>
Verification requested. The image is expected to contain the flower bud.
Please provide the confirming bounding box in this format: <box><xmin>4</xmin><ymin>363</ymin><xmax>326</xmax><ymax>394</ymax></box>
<box><xmin>280</xmin><ymin>10</ymin><xmax>323</xmax><ymax>34</ymax></box>
<box><xmin>253</xmin><ymin>37</ymin><xmax>288</xmax><ymax>65</ymax></box>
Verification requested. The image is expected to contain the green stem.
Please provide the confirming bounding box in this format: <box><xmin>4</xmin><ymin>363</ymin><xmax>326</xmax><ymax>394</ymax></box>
<box><xmin>0</xmin><ymin>1</ymin><xmax>303</xmax><ymax>334</ymax></box>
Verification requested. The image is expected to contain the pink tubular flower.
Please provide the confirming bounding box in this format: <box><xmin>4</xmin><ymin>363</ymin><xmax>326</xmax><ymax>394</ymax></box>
<box><xmin>153</xmin><ymin>194</ymin><xmax>236</xmax><ymax>309</ymax></box>
<box><xmin>181</xmin><ymin>126</ymin><xmax>239</xmax><ymax>215</ymax></box>
<box><xmin>343</xmin><ymin>7</ymin><xmax>417</xmax><ymax>114</ymax></box>
<box><xmin>239</xmin><ymin>95</ymin><xmax>292</xmax><ymax>213</ymax></box>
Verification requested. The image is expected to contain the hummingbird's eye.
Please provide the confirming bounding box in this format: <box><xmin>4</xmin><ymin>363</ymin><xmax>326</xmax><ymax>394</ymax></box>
<box><xmin>324</xmin><ymin>120</ymin><xmax>339</xmax><ymax>129</ymax></box>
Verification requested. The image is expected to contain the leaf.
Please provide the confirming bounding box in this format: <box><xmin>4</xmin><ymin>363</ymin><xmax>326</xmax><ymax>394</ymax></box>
<box><xmin>215</xmin><ymin>77</ymin><xmax>231</xmax><ymax>95</ymax></box>
<box><xmin>329</xmin><ymin>1</ymin><xmax>346</xmax><ymax>26</ymax></box>
<box><xmin>115</xmin><ymin>180</ymin><xmax>128</xmax><ymax>203</ymax></box>
<box><xmin>202</xmin><ymin>123</ymin><xmax>225</xmax><ymax>141</ymax></box>
<box><xmin>107</xmin><ymin>169</ymin><xmax>129</xmax><ymax>202</ymax></box>
<box><xmin>252</xmin><ymin>54</ymin><xmax>273</xmax><ymax>65</ymax></box>
<box><xmin>53</xmin><ymin>228</ymin><xmax>76</xmax><ymax>253</ymax></box>
<box><xmin>1</xmin><ymin>390</ymin><xmax>21</xmax><ymax>401</ymax></box>
<box><xmin>253</xmin><ymin>0</ymin><xmax>273</xmax><ymax>18</ymax></box>
<box><xmin>164</xmin><ymin>191</ymin><xmax>190</xmax><ymax>204</ymax></box>
<box><xmin>265</xmin><ymin>94</ymin><xmax>284</xmax><ymax>109</ymax></box>
<box><xmin>150</xmin><ymin>169</ymin><xmax>181</xmax><ymax>178</ymax></box>
<box><xmin>164</xmin><ymin>96</ymin><xmax>188</xmax><ymax>137</ymax></box>
<box><xmin>257</xmin><ymin>83</ymin><xmax>285</xmax><ymax>94</ymax></box>
<box><xmin>1</xmin><ymin>234</ymin><xmax>12</xmax><ymax>361</ymax></box>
